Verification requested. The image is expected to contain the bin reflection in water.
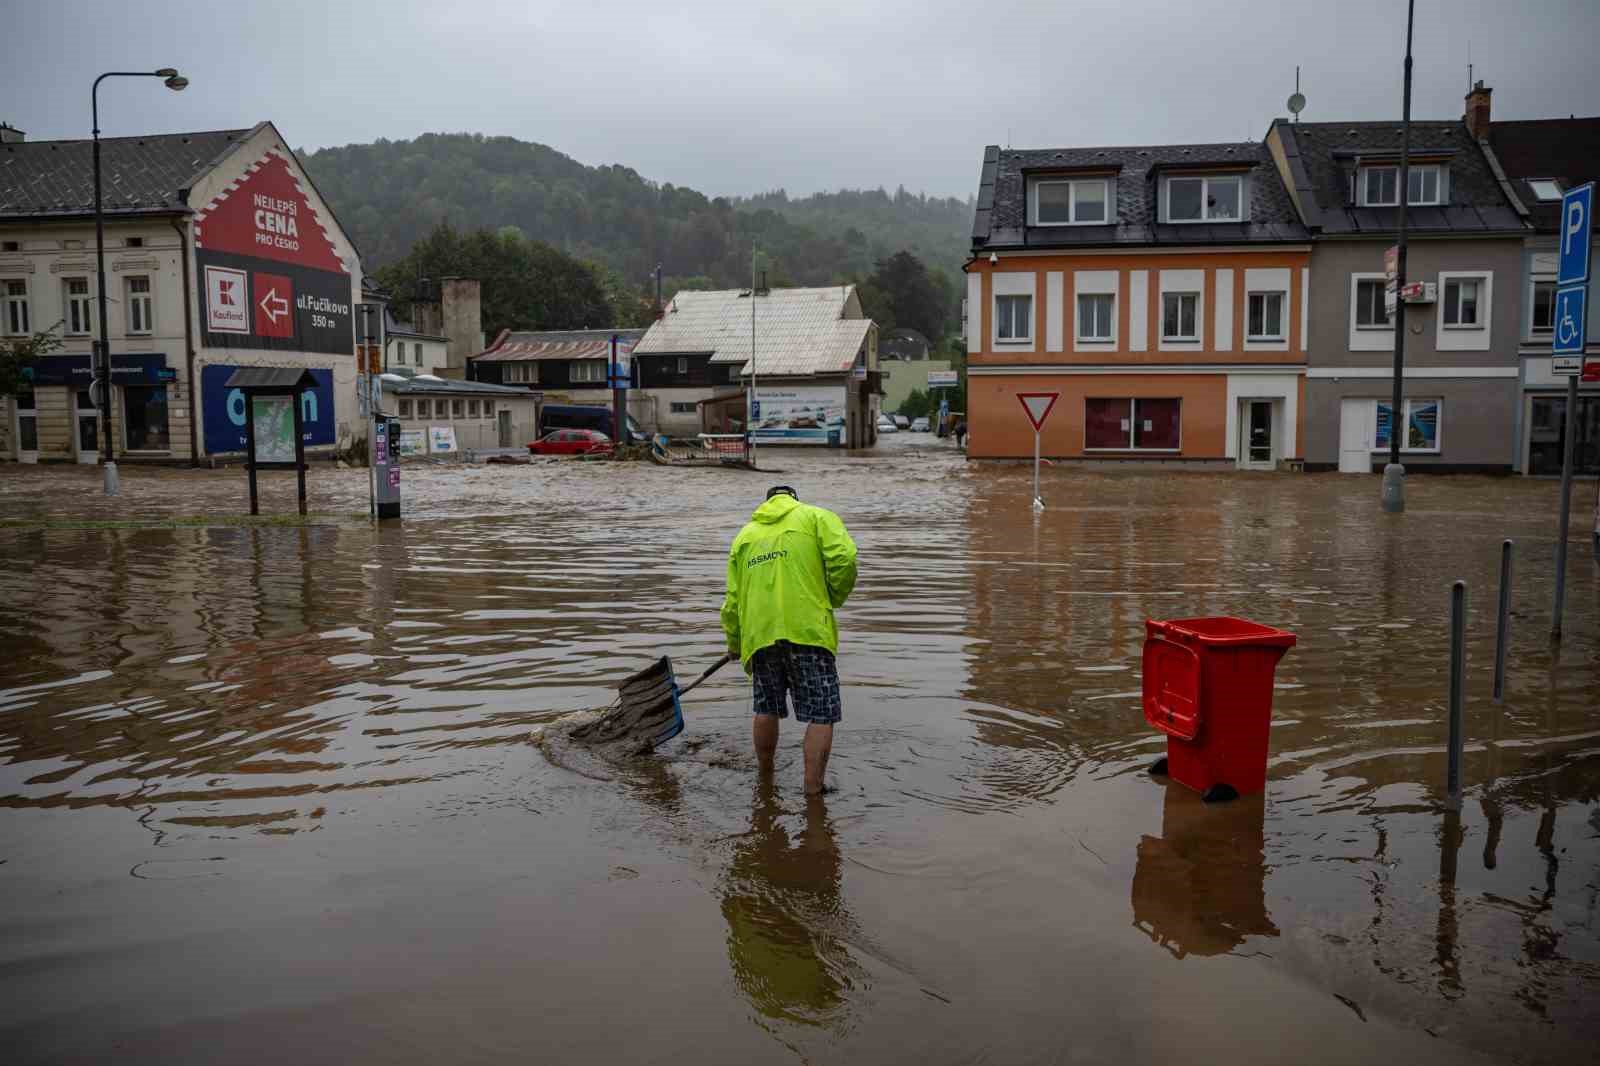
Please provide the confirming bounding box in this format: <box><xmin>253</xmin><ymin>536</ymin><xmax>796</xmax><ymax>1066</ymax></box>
<box><xmin>1131</xmin><ymin>784</ymin><xmax>1278</xmax><ymax>960</ymax></box>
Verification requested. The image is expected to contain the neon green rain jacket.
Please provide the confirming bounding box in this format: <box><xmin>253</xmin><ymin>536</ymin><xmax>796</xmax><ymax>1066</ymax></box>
<box><xmin>721</xmin><ymin>495</ymin><xmax>858</xmax><ymax>666</ymax></box>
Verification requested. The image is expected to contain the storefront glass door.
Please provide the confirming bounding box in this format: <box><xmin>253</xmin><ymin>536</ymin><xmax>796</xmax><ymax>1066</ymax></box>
<box><xmin>1528</xmin><ymin>395</ymin><xmax>1600</xmax><ymax>476</ymax></box>
<box><xmin>74</xmin><ymin>389</ymin><xmax>99</xmax><ymax>464</ymax></box>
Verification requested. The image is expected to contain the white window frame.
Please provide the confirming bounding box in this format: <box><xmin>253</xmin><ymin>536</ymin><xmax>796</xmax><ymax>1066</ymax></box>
<box><xmin>1439</xmin><ymin>272</ymin><xmax>1487</xmax><ymax>330</ymax></box>
<box><xmin>125</xmin><ymin>275</ymin><xmax>153</xmax><ymax>335</ymax></box>
<box><xmin>1160</xmin><ymin>291</ymin><xmax>1200</xmax><ymax>341</ymax></box>
<box><xmin>669</xmin><ymin>401</ymin><xmax>697</xmax><ymax>414</ymax></box>
<box><xmin>1163</xmin><ymin>175</ymin><xmax>1245</xmax><ymax>223</ymax></box>
<box><xmin>1371</xmin><ymin>397</ymin><xmax>1443</xmax><ymax>455</ymax></box>
<box><xmin>1529</xmin><ymin>277</ymin><xmax>1556</xmax><ymax>336</ymax></box>
<box><xmin>1359</xmin><ymin>164</ymin><xmax>1444</xmax><ymax>206</ymax></box>
<box><xmin>1076</xmin><ymin>292</ymin><xmax>1115</xmax><ymax>343</ymax></box>
<box><xmin>3</xmin><ymin>278</ymin><xmax>29</xmax><ymax>336</ymax></box>
<box><xmin>571</xmin><ymin>360</ymin><xmax>606</xmax><ymax>383</ymax></box>
<box><xmin>416</xmin><ymin>399</ymin><xmax>431</xmax><ymax>419</ymax></box>
<box><xmin>398</xmin><ymin>398</ymin><xmax>413</xmax><ymax>418</ymax></box>
<box><xmin>468</xmin><ymin>399</ymin><xmax>479</xmax><ymax>418</ymax></box>
<box><xmin>414</xmin><ymin>342</ymin><xmax>423</xmax><ymax>365</ymax></box>
<box><xmin>1245</xmin><ymin>291</ymin><xmax>1286</xmax><ymax>341</ymax></box>
<box><xmin>994</xmin><ymin>294</ymin><xmax>1032</xmax><ymax>344</ymax></box>
<box><xmin>1031</xmin><ymin>178</ymin><xmax>1111</xmax><ymax>226</ymax></box>
<box><xmin>451</xmin><ymin>399</ymin><xmax>464</xmax><ymax>419</ymax></box>
<box><xmin>1527</xmin><ymin>179</ymin><xmax>1562</xmax><ymax>202</ymax></box>
<box><xmin>676</xmin><ymin>356</ymin><xmax>689</xmax><ymax>374</ymax></box>
<box><xmin>1353</xmin><ymin>276</ymin><xmax>1392</xmax><ymax>331</ymax></box>
<box><xmin>64</xmin><ymin>277</ymin><xmax>93</xmax><ymax>336</ymax></box>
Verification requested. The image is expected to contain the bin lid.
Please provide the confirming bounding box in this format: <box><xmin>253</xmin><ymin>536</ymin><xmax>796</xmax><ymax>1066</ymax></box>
<box><xmin>1142</xmin><ymin>637</ymin><xmax>1201</xmax><ymax>741</ymax></box>
<box><xmin>1146</xmin><ymin>616</ymin><xmax>1296</xmax><ymax>649</ymax></box>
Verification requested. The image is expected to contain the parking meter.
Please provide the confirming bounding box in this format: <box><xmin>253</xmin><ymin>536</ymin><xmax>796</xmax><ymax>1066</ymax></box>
<box><xmin>375</xmin><ymin>416</ymin><xmax>402</xmax><ymax>520</ymax></box>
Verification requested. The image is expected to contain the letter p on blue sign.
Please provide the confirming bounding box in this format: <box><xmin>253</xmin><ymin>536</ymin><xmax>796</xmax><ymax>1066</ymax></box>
<box><xmin>1557</xmin><ymin>182</ymin><xmax>1593</xmax><ymax>287</ymax></box>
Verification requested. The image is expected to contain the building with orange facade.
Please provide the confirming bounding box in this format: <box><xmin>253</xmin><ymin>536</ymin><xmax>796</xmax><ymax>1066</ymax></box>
<box><xmin>964</xmin><ymin>142</ymin><xmax>1312</xmax><ymax>469</ymax></box>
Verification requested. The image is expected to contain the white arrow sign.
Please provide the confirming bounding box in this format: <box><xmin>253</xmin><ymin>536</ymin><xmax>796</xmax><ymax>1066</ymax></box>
<box><xmin>258</xmin><ymin>287</ymin><xmax>289</xmax><ymax>324</ymax></box>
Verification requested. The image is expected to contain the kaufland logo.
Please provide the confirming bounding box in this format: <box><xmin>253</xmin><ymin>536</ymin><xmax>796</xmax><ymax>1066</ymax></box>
<box><xmin>205</xmin><ymin>266</ymin><xmax>249</xmax><ymax>334</ymax></box>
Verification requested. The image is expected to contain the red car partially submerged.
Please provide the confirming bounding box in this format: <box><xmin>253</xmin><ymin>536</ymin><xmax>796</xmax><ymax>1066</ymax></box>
<box><xmin>528</xmin><ymin>429</ymin><xmax>614</xmax><ymax>456</ymax></box>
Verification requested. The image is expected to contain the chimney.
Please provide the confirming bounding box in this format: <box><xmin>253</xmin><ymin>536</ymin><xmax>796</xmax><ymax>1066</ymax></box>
<box><xmin>0</xmin><ymin>123</ymin><xmax>25</xmax><ymax>144</ymax></box>
<box><xmin>1464</xmin><ymin>81</ymin><xmax>1492</xmax><ymax>140</ymax></box>
<box><xmin>438</xmin><ymin>277</ymin><xmax>483</xmax><ymax>378</ymax></box>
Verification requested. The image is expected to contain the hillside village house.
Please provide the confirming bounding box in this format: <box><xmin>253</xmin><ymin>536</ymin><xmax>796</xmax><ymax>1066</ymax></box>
<box><xmin>1265</xmin><ymin>89</ymin><xmax>1529</xmax><ymax>473</ymax></box>
<box><xmin>0</xmin><ymin>121</ymin><xmax>363</xmax><ymax>464</ymax></box>
<box><xmin>965</xmin><ymin>141</ymin><xmax>1311</xmax><ymax>468</ymax></box>
<box><xmin>380</xmin><ymin>373</ymin><xmax>538</xmax><ymax>455</ymax></box>
<box><xmin>468</xmin><ymin>327</ymin><xmax>648</xmax><ymax>430</ymax></box>
<box><xmin>633</xmin><ymin>286</ymin><xmax>881</xmax><ymax>445</ymax></box>
<box><xmin>1483</xmin><ymin>106</ymin><xmax>1600</xmax><ymax>476</ymax></box>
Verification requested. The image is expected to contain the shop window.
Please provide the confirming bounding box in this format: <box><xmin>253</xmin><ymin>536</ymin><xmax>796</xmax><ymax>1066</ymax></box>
<box><xmin>122</xmin><ymin>385</ymin><xmax>170</xmax><ymax>451</ymax></box>
<box><xmin>1374</xmin><ymin>398</ymin><xmax>1441</xmax><ymax>453</ymax></box>
<box><xmin>1528</xmin><ymin>396</ymin><xmax>1600</xmax><ymax>476</ymax></box>
<box><xmin>1085</xmin><ymin>397</ymin><xmax>1181</xmax><ymax>450</ymax></box>
<box><xmin>3</xmin><ymin>279</ymin><xmax>28</xmax><ymax>335</ymax></box>
<box><xmin>16</xmin><ymin>387</ymin><xmax>37</xmax><ymax>452</ymax></box>
<box><xmin>126</xmin><ymin>276</ymin><xmax>153</xmax><ymax>335</ymax></box>
<box><xmin>64</xmin><ymin>277</ymin><xmax>93</xmax><ymax>335</ymax></box>
<box><xmin>398</xmin><ymin>398</ymin><xmax>413</xmax><ymax>418</ymax></box>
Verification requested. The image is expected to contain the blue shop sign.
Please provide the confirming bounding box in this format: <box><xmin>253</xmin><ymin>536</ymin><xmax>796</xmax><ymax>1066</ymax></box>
<box><xmin>27</xmin><ymin>353</ymin><xmax>171</xmax><ymax>387</ymax></box>
<box><xmin>201</xmin><ymin>363</ymin><xmax>334</xmax><ymax>455</ymax></box>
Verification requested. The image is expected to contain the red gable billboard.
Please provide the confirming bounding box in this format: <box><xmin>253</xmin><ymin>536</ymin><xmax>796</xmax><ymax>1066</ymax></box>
<box><xmin>194</xmin><ymin>149</ymin><xmax>353</xmax><ymax>357</ymax></box>
<box><xmin>195</xmin><ymin>151</ymin><xmax>347</xmax><ymax>274</ymax></box>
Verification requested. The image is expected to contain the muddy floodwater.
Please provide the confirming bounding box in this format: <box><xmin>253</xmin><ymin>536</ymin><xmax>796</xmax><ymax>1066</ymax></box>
<box><xmin>2</xmin><ymin>441</ymin><xmax>1597</xmax><ymax>1065</ymax></box>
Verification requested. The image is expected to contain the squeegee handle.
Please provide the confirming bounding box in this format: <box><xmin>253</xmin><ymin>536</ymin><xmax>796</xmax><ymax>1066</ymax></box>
<box><xmin>677</xmin><ymin>653</ymin><xmax>733</xmax><ymax>698</ymax></box>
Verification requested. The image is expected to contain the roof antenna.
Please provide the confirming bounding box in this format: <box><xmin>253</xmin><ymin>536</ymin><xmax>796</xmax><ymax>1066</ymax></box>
<box><xmin>1467</xmin><ymin>41</ymin><xmax>1472</xmax><ymax>96</ymax></box>
<box><xmin>1286</xmin><ymin>66</ymin><xmax>1307</xmax><ymax>123</ymax></box>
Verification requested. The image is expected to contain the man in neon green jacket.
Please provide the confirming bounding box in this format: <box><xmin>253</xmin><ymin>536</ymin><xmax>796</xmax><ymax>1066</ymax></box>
<box><xmin>721</xmin><ymin>486</ymin><xmax>858</xmax><ymax>794</ymax></box>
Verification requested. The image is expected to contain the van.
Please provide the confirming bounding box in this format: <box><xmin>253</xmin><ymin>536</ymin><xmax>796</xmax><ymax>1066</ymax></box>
<box><xmin>540</xmin><ymin>404</ymin><xmax>645</xmax><ymax>443</ymax></box>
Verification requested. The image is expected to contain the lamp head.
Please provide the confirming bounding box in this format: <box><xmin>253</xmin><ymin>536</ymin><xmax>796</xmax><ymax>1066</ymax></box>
<box><xmin>164</xmin><ymin>74</ymin><xmax>189</xmax><ymax>91</ymax></box>
<box><xmin>155</xmin><ymin>68</ymin><xmax>178</xmax><ymax>77</ymax></box>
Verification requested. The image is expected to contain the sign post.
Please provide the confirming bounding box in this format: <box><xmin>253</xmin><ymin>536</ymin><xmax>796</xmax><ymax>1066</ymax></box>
<box><xmin>1017</xmin><ymin>392</ymin><xmax>1059</xmax><ymax>511</ymax></box>
<box><xmin>1551</xmin><ymin>181</ymin><xmax>1593</xmax><ymax>639</ymax></box>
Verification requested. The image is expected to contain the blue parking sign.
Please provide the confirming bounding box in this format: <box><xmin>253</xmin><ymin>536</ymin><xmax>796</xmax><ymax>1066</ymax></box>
<box><xmin>1557</xmin><ymin>183</ymin><xmax>1593</xmax><ymax>286</ymax></box>
<box><xmin>1553</xmin><ymin>285</ymin><xmax>1587</xmax><ymax>356</ymax></box>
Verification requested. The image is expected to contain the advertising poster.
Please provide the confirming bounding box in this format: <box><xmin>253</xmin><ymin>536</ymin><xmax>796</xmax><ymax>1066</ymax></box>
<box><xmin>398</xmin><ymin>430</ymin><xmax>425</xmax><ymax>457</ymax></box>
<box><xmin>250</xmin><ymin>396</ymin><xmax>297</xmax><ymax>464</ymax></box>
<box><xmin>201</xmin><ymin>365</ymin><xmax>334</xmax><ymax>455</ymax></box>
<box><xmin>194</xmin><ymin>151</ymin><xmax>354</xmax><ymax>356</ymax></box>
<box><xmin>428</xmin><ymin>425</ymin><xmax>458</xmax><ymax>454</ymax></box>
<box><xmin>750</xmin><ymin>385</ymin><xmax>846</xmax><ymax>444</ymax></box>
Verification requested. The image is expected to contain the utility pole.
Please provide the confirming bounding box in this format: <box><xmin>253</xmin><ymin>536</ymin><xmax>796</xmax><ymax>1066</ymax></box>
<box><xmin>749</xmin><ymin>244</ymin><xmax>759</xmax><ymax>469</ymax></box>
<box><xmin>1382</xmin><ymin>0</ymin><xmax>1416</xmax><ymax>514</ymax></box>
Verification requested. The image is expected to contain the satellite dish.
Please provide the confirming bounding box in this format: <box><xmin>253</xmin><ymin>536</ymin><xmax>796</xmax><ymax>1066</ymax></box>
<box><xmin>1287</xmin><ymin>92</ymin><xmax>1307</xmax><ymax>116</ymax></box>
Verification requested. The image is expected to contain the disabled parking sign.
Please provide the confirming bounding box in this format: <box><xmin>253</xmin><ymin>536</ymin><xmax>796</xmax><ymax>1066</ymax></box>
<box><xmin>1552</xmin><ymin>285</ymin><xmax>1587</xmax><ymax>363</ymax></box>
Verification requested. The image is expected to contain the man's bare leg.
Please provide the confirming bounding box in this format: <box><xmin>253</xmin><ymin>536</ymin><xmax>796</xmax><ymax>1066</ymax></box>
<box><xmin>803</xmin><ymin>723</ymin><xmax>833</xmax><ymax>795</ymax></box>
<box><xmin>753</xmin><ymin>714</ymin><xmax>779</xmax><ymax>774</ymax></box>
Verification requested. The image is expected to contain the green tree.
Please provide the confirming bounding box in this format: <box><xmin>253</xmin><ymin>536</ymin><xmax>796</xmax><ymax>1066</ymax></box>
<box><xmin>0</xmin><ymin>323</ymin><xmax>63</xmax><ymax>396</ymax></box>
<box><xmin>898</xmin><ymin>388</ymin><xmax>932</xmax><ymax>419</ymax></box>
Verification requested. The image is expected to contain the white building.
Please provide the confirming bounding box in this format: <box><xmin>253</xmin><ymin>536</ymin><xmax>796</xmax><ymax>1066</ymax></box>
<box><xmin>632</xmin><ymin>285</ymin><xmax>881</xmax><ymax>445</ymax></box>
<box><xmin>1</xmin><ymin>121</ymin><xmax>363</xmax><ymax>464</ymax></box>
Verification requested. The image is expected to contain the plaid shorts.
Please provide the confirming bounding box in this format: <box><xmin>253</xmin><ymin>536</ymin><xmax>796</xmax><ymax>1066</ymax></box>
<box><xmin>750</xmin><ymin>641</ymin><xmax>842</xmax><ymax>725</ymax></box>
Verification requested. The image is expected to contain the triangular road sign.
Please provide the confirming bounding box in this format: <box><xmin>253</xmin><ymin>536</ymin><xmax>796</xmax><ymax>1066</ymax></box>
<box><xmin>1017</xmin><ymin>392</ymin><xmax>1060</xmax><ymax>432</ymax></box>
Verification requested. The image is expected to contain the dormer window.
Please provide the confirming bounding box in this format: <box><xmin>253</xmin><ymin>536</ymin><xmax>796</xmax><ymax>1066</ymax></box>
<box><xmin>1163</xmin><ymin>175</ymin><xmax>1243</xmax><ymax>222</ymax></box>
<box><xmin>1527</xmin><ymin>179</ymin><xmax>1563</xmax><ymax>202</ymax></box>
<box><xmin>1030</xmin><ymin>178</ymin><xmax>1110</xmax><ymax>225</ymax></box>
<box><xmin>1359</xmin><ymin>163</ymin><xmax>1444</xmax><ymax>206</ymax></box>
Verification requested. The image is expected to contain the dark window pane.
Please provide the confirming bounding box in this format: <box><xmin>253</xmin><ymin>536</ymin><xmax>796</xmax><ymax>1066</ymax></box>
<box><xmin>1036</xmin><ymin>182</ymin><xmax>1072</xmax><ymax>223</ymax></box>
<box><xmin>1074</xmin><ymin>181</ymin><xmax>1107</xmax><ymax>222</ymax></box>
<box><xmin>1168</xmin><ymin>179</ymin><xmax>1202</xmax><ymax>220</ymax></box>
<box><xmin>1085</xmin><ymin>398</ymin><xmax>1129</xmax><ymax>449</ymax></box>
<box><xmin>1374</xmin><ymin>402</ymin><xmax>1393</xmax><ymax>449</ymax></box>
<box><xmin>122</xmin><ymin>385</ymin><xmax>170</xmax><ymax>451</ymax></box>
<box><xmin>1532</xmin><ymin>282</ymin><xmax>1555</xmax><ymax>331</ymax></box>
<box><xmin>1135</xmin><ymin>398</ymin><xmax>1181</xmax><ymax>449</ymax></box>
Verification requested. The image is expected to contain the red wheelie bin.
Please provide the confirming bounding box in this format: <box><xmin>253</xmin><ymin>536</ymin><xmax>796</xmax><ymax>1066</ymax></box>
<box><xmin>1142</xmin><ymin>616</ymin><xmax>1296</xmax><ymax>802</ymax></box>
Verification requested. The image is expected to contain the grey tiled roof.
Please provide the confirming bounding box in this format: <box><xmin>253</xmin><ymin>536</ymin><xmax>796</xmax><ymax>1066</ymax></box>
<box><xmin>1487</xmin><ymin>117</ymin><xmax>1600</xmax><ymax>235</ymax></box>
<box><xmin>635</xmin><ymin>287</ymin><xmax>870</xmax><ymax>376</ymax></box>
<box><xmin>0</xmin><ymin>129</ymin><xmax>252</xmax><ymax>219</ymax></box>
<box><xmin>1274</xmin><ymin>119</ymin><xmax>1525</xmax><ymax>236</ymax></box>
<box><xmin>973</xmin><ymin>140</ymin><xmax>1308</xmax><ymax>250</ymax></box>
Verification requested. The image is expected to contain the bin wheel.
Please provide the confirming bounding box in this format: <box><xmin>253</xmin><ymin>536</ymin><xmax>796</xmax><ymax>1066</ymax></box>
<box><xmin>1149</xmin><ymin>757</ymin><xmax>1169</xmax><ymax>777</ymax></box>
<box><xmin>1202</xmin><ymin>783</ymin><xmax>1239</xmax><ymax>804</ymax></box>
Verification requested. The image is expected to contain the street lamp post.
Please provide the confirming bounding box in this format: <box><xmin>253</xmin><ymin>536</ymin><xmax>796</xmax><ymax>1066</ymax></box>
<box><xmin>92</xmin><ymin>68</ymin><xmax>188</xmax><ymax>496</ymax></box>
<box><xmin>1381</xmin><ymin>1</ymin><xmax>1415</xmax><ymax>514</ymax></box>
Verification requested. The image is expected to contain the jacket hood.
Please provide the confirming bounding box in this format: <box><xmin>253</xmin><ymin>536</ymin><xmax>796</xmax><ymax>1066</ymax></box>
<box><xmin>752</xmin><ymin>495</ymin><xmax>801</xmax><ymax>524</ymax></box>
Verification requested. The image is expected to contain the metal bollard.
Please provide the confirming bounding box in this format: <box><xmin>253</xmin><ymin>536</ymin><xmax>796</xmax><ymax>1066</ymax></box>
<box><xmin>1446</xmin><ymin>580</ymin><xmax>1466</xmax><ymax>811</ymax></box>
<box><xmin>1492</xmin><ymin>540</ymin><xmax>1512</xmax><ymax>703</ymax></box>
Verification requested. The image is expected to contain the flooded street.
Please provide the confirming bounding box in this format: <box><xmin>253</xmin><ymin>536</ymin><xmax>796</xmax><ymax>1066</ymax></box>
<box><xmin>2</xmin><ymin>441</ymin><xmax>1597</xmax><ymax>1065</ymax></box>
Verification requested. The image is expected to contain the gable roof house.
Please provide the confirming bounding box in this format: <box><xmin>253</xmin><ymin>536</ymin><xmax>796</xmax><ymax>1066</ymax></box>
<box><xmin>0</xmin><ymin>120</ymin><xmax>364</xmax><ymax>464</ymax></box>
<box><xmin>632</xmin><ymin>286</ymin><xmax>879</xmax><ymax>445</ymax></box>
<box><xmin>1265</xmin><ymin>84</ymin><xmax>1532</xmax><ymax>473</ymax></box>
<box><xmin>965</xmin><ymin>140</ymin><xmax>1311</xmax><ymax>468</ymax></box>
<box><xmin>1483</xmin><ymin>105</ymin><xmax>1600</xmax><ymax>476</ymax></box>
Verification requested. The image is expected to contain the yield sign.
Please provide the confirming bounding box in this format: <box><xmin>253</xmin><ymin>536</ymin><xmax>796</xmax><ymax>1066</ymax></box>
<box><xmin>1017</xmin><ymin>392</ymin><xmax>1059</xmax><ymax>432</ymax></box>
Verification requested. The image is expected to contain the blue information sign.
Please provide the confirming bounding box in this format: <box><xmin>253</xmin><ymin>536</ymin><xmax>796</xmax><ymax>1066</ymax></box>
<box><xmin>1557</xmin><ymin>182</ymin><xmax>1593</xmax><ymax>287</ymax></box>
<box><xmin>1553</xmin><ymin>285</ymin><xmax>1587</xmax><ymax>356</ymax></box>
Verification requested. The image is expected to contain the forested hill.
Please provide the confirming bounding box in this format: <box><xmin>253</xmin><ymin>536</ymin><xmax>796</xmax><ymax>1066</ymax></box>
<box><xmin>301</xmin><ymin>133</ymin><xmax>973</xmax><ymax>291</ymax></box>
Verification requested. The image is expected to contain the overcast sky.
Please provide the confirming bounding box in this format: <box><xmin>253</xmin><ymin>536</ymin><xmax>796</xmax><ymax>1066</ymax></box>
<box><xmin>7</xmin><ymin>0</ymin><xmax>1599</xmax><ymax>200</ymax></box>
